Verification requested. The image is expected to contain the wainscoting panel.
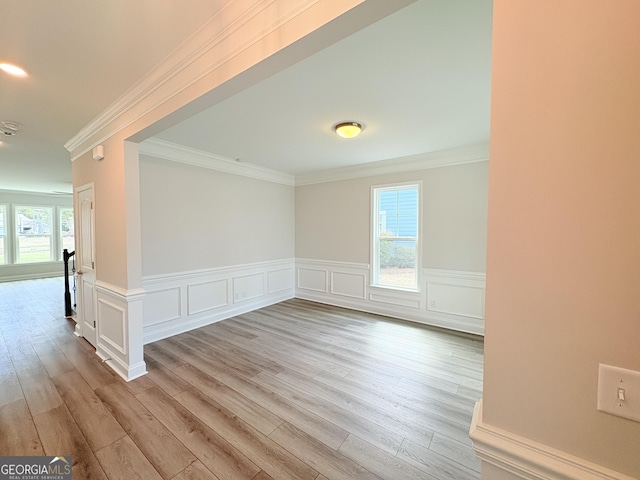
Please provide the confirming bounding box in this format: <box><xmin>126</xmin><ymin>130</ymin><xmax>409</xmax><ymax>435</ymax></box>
<box><xmin>330</xmin><ymin>271</ymin><xmax>367</xmax><ymax>299</ymax></box>
<box><xmin>187</xmin><ymin>280</ymin><xmax>228</xmax><ymax>315</ymax></box>
<box><xmin>143</xmin><ymin>259</ymin><xmax>294</xmax><ymax>344</ymax></box>
<box><xmin>425</xmin><ymin>269</ymin><xmax>485</xmax><ymax>320</ymax></box>
<box><xmin>144</xmin><ymin>287</ymin><xmax>182</xmax><ymax>326</ymax></box>
<box><xmin>295</xmin><ymin>259</ymin><xmax>485</xmax><ymax>336</ymax></box>
<box><xmin>268</xmin><ymin>267</ymin><xmax>294</xmax><ymax>294</ymax></box>
<box><xmin>297</xmin><ymin>267</ymin><xmax>328</xmax><ymax>293</ymax></box>
<box><xmin>233</xmin><ymin>272</ymin><xmax>265</xmax><ymax>303</ymax></box>
<box><xmin>97</xmin><ymin>297</ymin><xmax>127</xmax><ymax>355</ymax></box>
<box><xmin>94</xmin><ymin>281</ymin><xmax>146</xmax><ymax>381</ymax></box>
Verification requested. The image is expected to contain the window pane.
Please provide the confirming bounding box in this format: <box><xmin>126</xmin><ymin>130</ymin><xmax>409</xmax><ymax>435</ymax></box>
<box><xmin>0</xmin><ymin>205</ymin><xmax>5</xmax><ymax>236</ymax></box>
<box><xmin>0</xmin><ymin>205</ymin><xmax>5</xmax><ymax>264</ymax></box>
<box><xmin>60</xmin><ymin>208</ymin><xmax>75</xmax><ymax>254</ymax></box>
<box><xmin>374</xmin><ymin>184</ymin><xmax>419</xmax><ymax>290</ymax></box>
<box><xmin>16</xmin><ymin>207</ymin><xmax>53</xmax><ymax>263</ymax></box>
<box><xmin>378</xmin><ymin>188</ymin><xmax>417</xmax><ymax>237</ymax></box>
<box><xmin>378</xmin><ymin>239</ymin><xmax>417</xmax><ymax>288</ymax></box>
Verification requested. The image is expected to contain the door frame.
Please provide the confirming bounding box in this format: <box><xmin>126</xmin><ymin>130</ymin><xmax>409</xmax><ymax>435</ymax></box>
<box><xmin>74</xmin><ymin>182</ymin><xmax>97</xmax><ymax>345</ymax></box>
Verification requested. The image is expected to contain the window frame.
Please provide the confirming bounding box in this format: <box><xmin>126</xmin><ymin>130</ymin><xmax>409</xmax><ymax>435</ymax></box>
<box><xmin>371</xmin><ymin>181</ymin><xmax>422</xmax><ymax>292</ymax></box>
<box><xmin>59</xmin><ymin>206</ymin><xmax>75</xmax><ymax>261</ymax></box>
<box><xmin>14</xmin><ymin>205</ymin><xmax>55</xmax><ymax>264</ymax></box>
<box><xmin>0</xmin><ymin>204</ymin><xmax>6</xmax><ymax>265</ymax></box>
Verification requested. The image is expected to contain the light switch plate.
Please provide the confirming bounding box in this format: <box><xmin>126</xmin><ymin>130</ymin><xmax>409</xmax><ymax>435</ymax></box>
<box><xmin>597</xmin><ymin>364</ymin><xmax>640</xmax><ymax>423</ymax></box>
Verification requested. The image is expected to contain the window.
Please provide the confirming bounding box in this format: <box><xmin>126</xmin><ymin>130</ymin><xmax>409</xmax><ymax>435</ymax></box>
<box><xmin>372</xmin><ymin>183</ymin><xmax>420</xmax><ymax>290</ymax></box>
<box><xmin>60</xmin><ymin>207</ymin><xmax>75</xmax><ymax>257</ymax></box>
<box><xmin>15</xmin><ymin>206</ymin><xmax>53</xmax><ymax>263</ymax></box>
<box><xmin>0</xmin><ymin>205</ymin><xmax>5</xmax><ymax>264</ymax></box>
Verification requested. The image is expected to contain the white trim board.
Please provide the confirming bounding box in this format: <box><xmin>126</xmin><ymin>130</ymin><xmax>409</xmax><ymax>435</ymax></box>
<box><xmin>65</xmin><ymin>1</ymin><xmax>409</xmax><ymax>160</ymax></box>
<box><xmin>295</xmin><ymin>144</ymin><xmax>489</xmax><ymax>185</ymax></box>
<box><xmin>140</xmin><ymin>139</ymin><xmax>488</xmax><ymax>187</ymax></box>
<box><xmin>143</xmin><ymin>259</ymin><xmax>295</xmax><ymax>344</ymax></box>
<box><xmin>295</xmin><ymin>259</ymin><xmax>485</xmax><ymax>336</ymax></box>
<box><xmin>0</xmin><ymin>270</ymin><xmax>64</xmax><ymax>283</ymax></box>
<box><xmin>64</xmin><ymin>0</ymin><xmax>325</xmax><ymax>157</ymax></box>
<box><xmin>469</xmin><ymin>401</ymin><xmax>636</xmax><ymax>480</ymax></box>
<box><xmin>92</xmin><ymin>280</ymin><xmax>147</xmax><ymax>382</ymax></box>
<box><xmin>139</xmin><ymin>138</ymin><xmax>295</xmax><ymax>186</ymax></box>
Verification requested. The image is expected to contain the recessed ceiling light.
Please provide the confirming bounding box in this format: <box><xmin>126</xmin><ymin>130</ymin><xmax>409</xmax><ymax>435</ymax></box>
<box><xmin>0</xmin><ymin>63</ymin><xmax>28</xmax><ymax>77</ymax></box>
<box><xmin>334</xmin><ymin>122</ymin><xmax>363</xmax><ymax>139</ymax></box>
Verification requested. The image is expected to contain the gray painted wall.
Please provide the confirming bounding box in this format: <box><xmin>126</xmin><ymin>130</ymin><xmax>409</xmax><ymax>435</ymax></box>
<box><xmin>139</xmin><ymin>155</ymin><xmax>295</xmax><ymax>277</ymax></box>
<box><xmin>295</xmin><ymin>161</ymin><xmax>488</xmax><ymax>272</ymax></box>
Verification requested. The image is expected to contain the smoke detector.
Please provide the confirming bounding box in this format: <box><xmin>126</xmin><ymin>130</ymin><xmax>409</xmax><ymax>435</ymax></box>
<box><xmin>2</xmin><ymin>121</ymin><xmax>20</xmax><ymax>136</ymax></box>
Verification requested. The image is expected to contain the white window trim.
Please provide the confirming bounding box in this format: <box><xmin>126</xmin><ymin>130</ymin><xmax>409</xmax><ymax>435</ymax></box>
<box><xmin>370</xmin><ymin>181</ymin><xmax>422</xmax><ymax>292</ymax></box>
<box><xmin>59</xmin><ymin>206</ymin><xmax>75</xmax><ymax>261</ymax></box>
<box><xmin>0</xmin><ymin>204</ymin><xmax>6</xmax><ymax>265</ymax></box>
<box><xmin>14</xmin><ymin>204</ymin><xmax>55</xmax><ymax>264</ymax></box>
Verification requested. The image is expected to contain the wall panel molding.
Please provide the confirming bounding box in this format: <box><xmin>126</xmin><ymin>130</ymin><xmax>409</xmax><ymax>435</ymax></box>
<box><xmin>295</xmin><ymin>259</ymin><xmax>485</xmax><ymax>335</ymax></box>
<box><xmin>97</xmin><ymin>297</ymin><xmax>127</xmax><ymax>355</ymax></box>
<box><xmin>424</xmin><ymin>268</ymin><xmax>485</xmax><ymax>321</ymax></box>
<box><xmin>93</xmin><ymin>281</ymin><xmax>146</xmax><ymax>381</ymax></box>
<box><xmin>470</xmin><ymin>401</ymin><xmax>636</xmax><ymax>480</ymax></box>
<box><xmin>143</xmin><ymin>259</ymin><xmax>294</xmax><ymax>344</ymax></box>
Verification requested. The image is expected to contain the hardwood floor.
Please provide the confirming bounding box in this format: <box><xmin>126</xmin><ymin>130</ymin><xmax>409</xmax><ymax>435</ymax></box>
<box><xmin>0</xmin><ymin>276</ymin><xmax>483</xmax><ymax>479</ymax></box>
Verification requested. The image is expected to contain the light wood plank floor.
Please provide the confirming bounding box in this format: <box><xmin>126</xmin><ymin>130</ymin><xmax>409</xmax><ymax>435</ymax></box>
<box><xmin>0</xmin><ymin>277</ymin><xmax>484</xmax><ymax>480</ymax></box>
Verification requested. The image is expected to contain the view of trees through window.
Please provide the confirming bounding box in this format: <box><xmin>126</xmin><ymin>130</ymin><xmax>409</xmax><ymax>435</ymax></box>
<box><xmin>16</xmin><ymin>206</ymin><xmax>53</xmax><ymax>263</ymax></box>
<box><xmin>373</xmin><ymin>184</ymin><xmax>419</xmax><ymax>289</ymax></box>
<box><xmin>60</xmin><ymin>208</ymin><xmax>75</xmax><ymax>253</ymax></box>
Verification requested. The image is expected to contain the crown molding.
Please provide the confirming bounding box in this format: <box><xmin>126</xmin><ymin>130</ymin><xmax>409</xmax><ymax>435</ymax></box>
<box><xmin>139</xmin><ymin>138</ymin><xmax>295</xmax><ymax>186</ymax></box>
<box><xmin>63</xmin><ymin>0</ymin><xmax>337</xmax><ymax>159</ymax></box>
<box><xmin>140</xmin><ymin>140</ymin><xmax>488</xmax><ymax>187</ymax></box>
<box><xmin>295</xmin><ymin>144</ymin><xmax>489</xmax><ymax>186</ymax></box>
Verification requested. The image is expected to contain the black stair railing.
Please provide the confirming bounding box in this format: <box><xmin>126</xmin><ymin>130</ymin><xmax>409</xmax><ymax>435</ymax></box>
<box><xmin>63</xmin><ymin>249</ymin><xmax>76</xmax><ymax>317</ymax></box>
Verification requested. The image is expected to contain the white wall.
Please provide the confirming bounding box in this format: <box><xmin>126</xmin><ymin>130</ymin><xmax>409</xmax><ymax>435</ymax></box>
<box><xmin>471</xmin><ymin>1</ymin><xmax>640</xmax><ymax>478</ymax></box>
<box><xmin>0</xmin><ymin>190</ymin><xmax>73</xmax><ymax>282</ymax></box>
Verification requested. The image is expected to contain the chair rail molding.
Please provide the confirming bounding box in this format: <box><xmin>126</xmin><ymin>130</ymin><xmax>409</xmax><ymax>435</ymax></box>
<box><xmin>143</xmin><ymin>259</ymin><xmax>295</xmax><ymax>344</ymax></box>
<box><xmin>295</xmin><ymin>259</ymin><xmax>485</xmax><ymax>336</ymax></box>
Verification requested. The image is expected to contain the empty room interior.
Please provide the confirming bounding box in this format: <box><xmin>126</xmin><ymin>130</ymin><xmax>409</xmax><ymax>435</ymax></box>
<box><xmin>1</xmin><ymin>1</ymin><xmax>639</xmax><ymax>480</ymax></box>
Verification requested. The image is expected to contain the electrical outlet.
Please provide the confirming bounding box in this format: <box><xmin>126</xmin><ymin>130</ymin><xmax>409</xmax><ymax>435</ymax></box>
<box><xmin>597</xmin><ymin>364</ymin><xmax>640</xmax><ymax>423</ymax></box>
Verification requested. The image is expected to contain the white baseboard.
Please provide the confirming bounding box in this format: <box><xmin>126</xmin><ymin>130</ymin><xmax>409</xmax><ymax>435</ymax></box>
<box><xmin>469</xmin><ymin>400</ymin><xmax>636</xmax><ymax>480</ymax></box>
<box><xmin>142</xmin><ymin>259</ymin><xmax>295</xmax><ymax>344</ymax></box>
<box><xmin>0</xmin><ymin>270</ymin><xmax>64</xmax><ymax>283</ymax></box>
<box><xmin>96</xmin><ymin>345</ymin><xmax>147</xmax><ymax>382</ymax></box>
<box><xmin>295</xmin><ymin>259</ymin><xmax>485</xmax><ymax>335</ymax></box>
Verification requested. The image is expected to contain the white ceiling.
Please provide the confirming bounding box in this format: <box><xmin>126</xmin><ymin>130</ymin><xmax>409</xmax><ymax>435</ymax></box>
<box><xmin>0</xmin><ymin>0</ymin><xmax>492</xmax><ymax>194</ymax></box>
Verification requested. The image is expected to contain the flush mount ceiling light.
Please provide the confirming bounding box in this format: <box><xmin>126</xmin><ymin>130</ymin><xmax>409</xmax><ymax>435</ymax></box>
<box><xmin>334</xmin><ymin>121</ymin><xmax>363</xmax><ymax>139</ymax></box>
<box><xmin>0</xmin><ymin>63</ymin><xmax>27</xmax><ymax>77</ymax></box>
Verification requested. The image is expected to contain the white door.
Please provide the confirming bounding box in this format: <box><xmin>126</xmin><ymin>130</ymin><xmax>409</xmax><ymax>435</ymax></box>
<box><xmin>76</xmin><ymin>184</ymin><xmax>97</xmax><ymax>347</ymax></box>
